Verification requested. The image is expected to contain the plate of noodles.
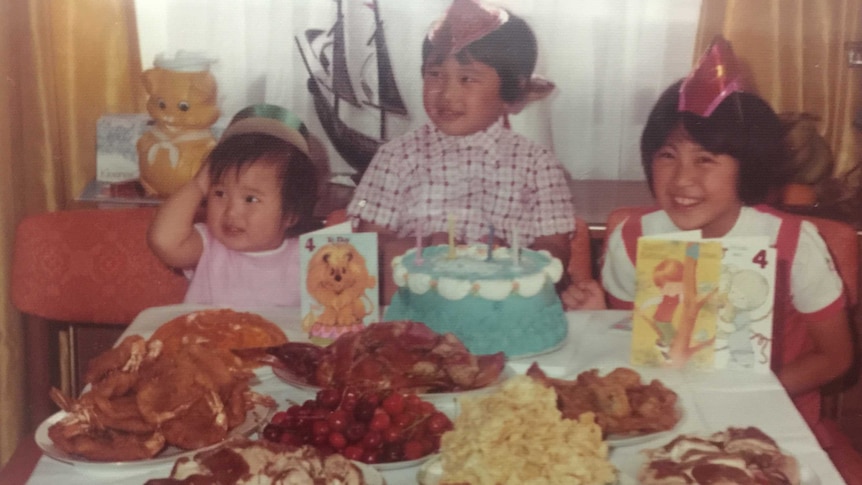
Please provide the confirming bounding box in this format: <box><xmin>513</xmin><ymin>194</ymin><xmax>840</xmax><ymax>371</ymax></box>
<box><xmin>418</xmin><ymin>375</ymin><xmax>617</xmax><ymax>485</ymax></box>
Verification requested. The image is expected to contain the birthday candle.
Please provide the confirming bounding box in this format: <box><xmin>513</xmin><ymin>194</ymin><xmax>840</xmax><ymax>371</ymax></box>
<box><xmin>486</xmin><ymin>224</ymin><xmax>495</xmax><ymax>261</ymax></box>
<box><xmin>415</xmin><ymin>228</ymin><xmax>424</xmax><ymax>265</ymax></box>
<box><xmin>447</xmin><ymin>214</ymin><xmax>456</xmax><ymax>258</ymax></box>
<box><xmin>512</xmin><ymin>227</ymin><xmax>520</xmax><ymax>265</ymax></box>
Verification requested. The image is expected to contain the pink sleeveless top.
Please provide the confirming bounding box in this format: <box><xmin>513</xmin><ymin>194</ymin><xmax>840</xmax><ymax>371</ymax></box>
<box><xmin>184</xmin><ymin>223</ymin><xmax>301</xmax><ymax>307</ymax></box>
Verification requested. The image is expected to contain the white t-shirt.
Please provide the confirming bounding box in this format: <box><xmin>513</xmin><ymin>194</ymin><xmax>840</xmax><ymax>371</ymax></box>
<box><xmin>601</xmin><ymin>206</ymin><xmax>843</xmax><ymax>316</ymax></box>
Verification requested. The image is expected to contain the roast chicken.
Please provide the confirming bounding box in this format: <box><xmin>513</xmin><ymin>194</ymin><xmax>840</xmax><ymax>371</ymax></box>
<box><xmin>243</xmin><ymin>320</ymin><xmax>507</xmax><ymax>393</ymax></box>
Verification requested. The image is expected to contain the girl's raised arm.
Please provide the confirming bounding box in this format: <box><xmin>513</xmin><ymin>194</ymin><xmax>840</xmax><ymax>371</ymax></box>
<box><xmin>147</xmin><ymin>168</ymin><xmax>208</xmax><ymax>269</ymax></box>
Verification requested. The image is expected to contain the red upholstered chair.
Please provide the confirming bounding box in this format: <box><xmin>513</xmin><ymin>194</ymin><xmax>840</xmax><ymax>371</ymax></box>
<box><xmin>11</xmin><ymin>207</ymin><xmax>188</xmax><ymax>429</ymax></box>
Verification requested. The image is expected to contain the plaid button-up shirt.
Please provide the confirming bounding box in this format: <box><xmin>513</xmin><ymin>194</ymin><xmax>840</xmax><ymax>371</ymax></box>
<box><xmin>348</xmin><ymin>120</ymin><xmax>575</xmax><ymax>246</ymax></box>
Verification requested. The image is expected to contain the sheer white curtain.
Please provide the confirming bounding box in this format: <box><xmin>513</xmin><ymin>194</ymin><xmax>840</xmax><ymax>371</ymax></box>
<box><xmin>135</xmin><ymin>0</ymin><xmax>700</xmax><ymax>181</ymax></box>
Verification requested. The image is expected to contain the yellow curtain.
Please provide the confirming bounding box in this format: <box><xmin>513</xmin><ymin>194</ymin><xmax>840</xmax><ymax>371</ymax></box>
<box><xmin>0</xmin><ymin>0</ymin><xmax>144</xmax><ymax>465</ymax></box>
<box><xmin>0</xmin><ymin>0</ymin><xmax>26</xmax><ymax>467</ymax></box>
<box><xmin>696</xmin><ymin>0</ymin><xmax>862</xmax><ymax>181</ymax></box>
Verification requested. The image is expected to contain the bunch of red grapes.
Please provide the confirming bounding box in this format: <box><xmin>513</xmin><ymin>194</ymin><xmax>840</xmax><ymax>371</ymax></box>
<box><xmin>262</xmin><ymin>387</ymin><xmax>454</xmax><ymax>464</ymax></box>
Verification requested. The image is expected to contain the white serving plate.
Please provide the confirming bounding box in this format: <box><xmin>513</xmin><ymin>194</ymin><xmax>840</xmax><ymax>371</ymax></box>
<box><xmin>372</xmin><ymin>453</ymin><xmax>435</xmax><ymax>472</ymax></box>
<box><xmin>354</xmin><ymin>461</ymin><xmax>386</xmax><ymax>485</ymax></box>
<box><xmin>36</xmin><ymin>402</ymin><xmax>272</xmax><ymax>471</ymax></box>
<box><xmin>416</xmin><ymin>454</ymin><xmax>443</xmax><ymax>485</ymax></box>
<box><xmin>616</xmin><ymin>455</ymin><xmax>819</xmax><ymax>485</ymax></box>
<box><xmin>546</xmin><ymin>364</ymin><xmax>686</xmax><ymax>447</ymax></box>
<box><xmin>605</xmin><ymin>402</ymin><xmax>686</xmax><ymax>447</ymax></box>
<box><xmin>273</xmin><ymin>364</ymin><xmax>517</xmax><ymax>417</ymax></box>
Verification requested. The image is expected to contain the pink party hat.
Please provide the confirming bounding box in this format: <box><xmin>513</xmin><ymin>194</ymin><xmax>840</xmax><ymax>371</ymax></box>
<box><xmin>678</xmin><ymin>36</ymin><xmax>749</xmax><ymax>117</ymax></box>
<box><xmin>427</xmin><ymin>0</ymin><xmax>509</xmax><ymax>59</ymax></box>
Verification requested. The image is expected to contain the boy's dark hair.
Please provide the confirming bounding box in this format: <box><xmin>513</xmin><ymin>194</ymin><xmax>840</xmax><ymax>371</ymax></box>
<box><xmin>422</xmin><ymin>13</ymin><xmax>537</xmax><ymax>104</ymax></box>
<box><xmin>641</xmin><ymin>80</ymin><xmax>790</xmax><ymax>205</ymax></box>
<box><xmin>206</xmin><ymin>133</ymin><xmax>319</xmax><ymax>236</ymax></box>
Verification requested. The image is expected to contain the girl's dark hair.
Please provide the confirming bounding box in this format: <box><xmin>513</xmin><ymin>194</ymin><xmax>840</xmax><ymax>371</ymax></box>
<box><xmin>641</xmin><ymin>80</ymin><xmax>790</xmax><ymax>205</ymax></box>
<box><xmin>206</xmin><ymin>133</ymin><xmax>319</xmax><ymax>236</ymax></box>
<box><xmin>422</xmin><ymin>13</ymin><xmax>537</xmax><ymax>103</ymax></box>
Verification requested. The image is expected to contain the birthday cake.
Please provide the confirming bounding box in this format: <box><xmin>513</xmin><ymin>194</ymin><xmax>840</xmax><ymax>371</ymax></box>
<box><xmin>384</xmin><ymin>244</ymin><xmax>568</xmax><ymax>357</ymax></box>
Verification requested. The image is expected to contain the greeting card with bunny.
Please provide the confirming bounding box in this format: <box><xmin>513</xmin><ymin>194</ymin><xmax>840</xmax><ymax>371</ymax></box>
<box><xmin>299</xmin><ymin>228</ymin><xmax>379</xmax><ymax>345</ymax></box>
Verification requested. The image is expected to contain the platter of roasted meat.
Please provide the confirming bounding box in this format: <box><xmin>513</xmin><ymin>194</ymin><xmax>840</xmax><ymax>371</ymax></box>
<box><xmin>130</xmin><ymin>306</ymin><xmax>295</xmax><ymax>381</ymax></box>
<box><xmin>37</xmin><ymin>323</ymin><xmax>278</xmax><ymax>468</ymax></box>
<box><xmin>36</xmin><ymin>402</ymin><xmax>273</xmax><ymax>470</ymax></box>
<box><xmin>246</xmin><ymin>320</ymin><xmax>510</xmax><ymax>396</ymax></box>
<box><xmin>527</xmin><ymin>364</ymin><xmax>683</xmax><ymax>446</ymax></box>
<box><xmin>141</xmin><ymin>437</ymin><xmax>385</xmax><ymax>485</ymax></box>
<box><xmin>619</xmin><ymin>426</ymin><xmax>814</xmax><ymax>485</ymax></box>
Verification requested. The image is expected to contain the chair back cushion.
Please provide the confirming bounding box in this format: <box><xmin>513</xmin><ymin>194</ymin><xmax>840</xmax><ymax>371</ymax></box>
<box><xmin>12</xmin><ymin>207</ymin><xmax>188</xmax><ymax>324</ymax></box>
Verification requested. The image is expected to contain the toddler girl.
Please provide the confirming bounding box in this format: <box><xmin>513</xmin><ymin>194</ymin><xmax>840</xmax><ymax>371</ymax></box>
<box><xmin>148</xmin><ymin>104</ymin><xmax>318</xmax><ymax>307</ymax></box>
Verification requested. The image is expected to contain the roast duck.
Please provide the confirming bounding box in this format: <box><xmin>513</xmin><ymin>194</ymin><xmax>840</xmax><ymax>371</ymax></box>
<box><xmin>239</xmin><ymin>320</ymin><xmax>507</xmax><ymax>393</ymax></box>
<box><xmin>48</xmin><ymin>335</ymin><xmax>274</xmax><ymax>462</ymax></box>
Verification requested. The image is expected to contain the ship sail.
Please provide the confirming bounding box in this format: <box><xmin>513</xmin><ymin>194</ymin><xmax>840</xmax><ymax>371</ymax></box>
<box><xmin>367</xmin><ymin>3</ymin><xmax>407</xmax><ymax>116</ymax></box>
<box><xmin>329</xmin><ymin>4</ymin><xmax>360</xmax><ymax>108</ymax></box>
<box><xmin>296</xmin><ymin>0</ymin><xmax>408</xmax><ymax>180</ymax></box>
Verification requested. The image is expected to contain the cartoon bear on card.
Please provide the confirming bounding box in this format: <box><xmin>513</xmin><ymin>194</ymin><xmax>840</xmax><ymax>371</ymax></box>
<box><xmin>137</xmin><ymin>56</ymin><xmax>219</xmax><ymax>197</ymax></box>
<box><xmin>305</xmin><ymin>242</ymin><xmax>376</xmax><ymax>343</ymax></box>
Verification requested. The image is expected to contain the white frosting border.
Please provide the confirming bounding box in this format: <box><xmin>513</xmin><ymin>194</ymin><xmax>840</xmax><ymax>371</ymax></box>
<box><xmin>391</xmin><ymin>245</ymin><xmax>563</xmax><ymax>301</ymax></box>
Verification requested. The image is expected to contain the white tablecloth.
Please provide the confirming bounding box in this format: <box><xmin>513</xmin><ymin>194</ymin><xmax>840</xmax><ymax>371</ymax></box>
<box><xmin>25</xmin><ymin>306</ymin><xmax>844</xmax><ymax>484</ymax></box>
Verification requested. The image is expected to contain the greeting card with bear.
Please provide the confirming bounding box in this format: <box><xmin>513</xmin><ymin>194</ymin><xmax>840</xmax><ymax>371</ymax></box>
<box><xmin>299</xmin><ymin>226</ymin><xmax>379</xmax><ymax>345</ymax></box>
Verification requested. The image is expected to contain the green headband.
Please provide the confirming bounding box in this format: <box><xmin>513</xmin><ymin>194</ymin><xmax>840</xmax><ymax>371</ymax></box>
<box><xmin>221</xmin><ymin>104</ymin><xmax>310</xmax><ymax>156</ymax></box>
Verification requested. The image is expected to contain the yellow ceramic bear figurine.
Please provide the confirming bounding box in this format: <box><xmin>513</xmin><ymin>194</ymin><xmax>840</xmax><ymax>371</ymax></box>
<box><xmin>137</xmin><ymin>55</ymin><xmax>220</xmax><ymax>197</ymax></box>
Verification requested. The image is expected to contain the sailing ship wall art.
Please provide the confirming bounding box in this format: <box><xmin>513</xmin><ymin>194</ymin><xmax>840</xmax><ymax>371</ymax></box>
<box><xmin>296</xmin><ymin>0</ymin><xmax>409</xmax><ymax>182</ymax></box>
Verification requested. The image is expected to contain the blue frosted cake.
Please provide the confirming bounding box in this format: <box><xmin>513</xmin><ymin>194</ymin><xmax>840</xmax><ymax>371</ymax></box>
<box><xmin>383</xmin><ymin>244</ymin><xmax>568</xmax><ymax>357</ymax></box>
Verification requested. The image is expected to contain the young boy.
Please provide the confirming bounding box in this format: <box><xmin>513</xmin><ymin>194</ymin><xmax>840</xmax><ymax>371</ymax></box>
<box><xmin>347</xmin><ymin>0</ymin><xmax>576</xmax><ymax>301</ymax></box>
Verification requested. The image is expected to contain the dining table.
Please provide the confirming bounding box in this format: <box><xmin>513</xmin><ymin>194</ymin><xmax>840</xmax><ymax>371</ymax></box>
<box><xmin>17</xmin><ymin>305</ymin><xmax>844</xmax><ymax>485</ymax></box>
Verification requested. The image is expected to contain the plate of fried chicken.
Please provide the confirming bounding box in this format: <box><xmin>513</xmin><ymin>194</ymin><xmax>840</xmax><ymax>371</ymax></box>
<box><xmin>37</xmin><ymin>333</ymin><xmax>276</xmax><ymax>469</ymax></box>
<box><xmin>526</xmin><ymin>364</ymin><xmax>684</xmax><ymax>446</ymax></box>
<box><xmin>36</xmin><ymin>401</ymin><xmax>273</xmax><ymax>470</ymax></box>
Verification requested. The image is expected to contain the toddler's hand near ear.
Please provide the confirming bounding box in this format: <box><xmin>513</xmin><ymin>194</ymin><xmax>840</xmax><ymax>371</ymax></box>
<box><xmin>561</xmin><ymin>279</ymin><xmax>606</xmax><ymax>310</ymax></box>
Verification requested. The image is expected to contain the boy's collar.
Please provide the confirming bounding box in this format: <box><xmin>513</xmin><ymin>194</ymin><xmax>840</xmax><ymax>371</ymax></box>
<box><xmin>431</xmin><ymin>117</ymin><xmax>505</xmax><ymax>144</ymax></box>
<box><xmin>427</xmin><ymin>0</ymin><xmax>508</xmax><ymax>60</ymax></box>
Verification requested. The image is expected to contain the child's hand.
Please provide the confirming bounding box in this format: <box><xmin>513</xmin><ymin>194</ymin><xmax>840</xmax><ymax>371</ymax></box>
<box><xmin>561</xmin><ymin>279</ymin><xmax>607</xmax><ymax>310</ymax></box>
